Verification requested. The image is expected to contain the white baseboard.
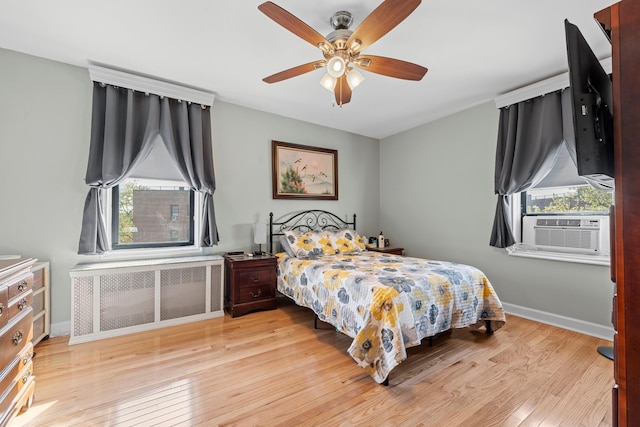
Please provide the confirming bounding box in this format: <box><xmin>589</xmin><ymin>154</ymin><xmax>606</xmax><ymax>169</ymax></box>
<box><xmin>502</xmin><ymin>302</ymin><xmax>614</xmax><ymax>342</ymax></box>
<box><xmin>50</xmin><ymin>321</ymin><xmax>70</xmax><ymax>338</ymax></box>
<box><xmin>51</xmin><ymin>304</ymin><xmax>614</xmax><ymax>343</ymax></box>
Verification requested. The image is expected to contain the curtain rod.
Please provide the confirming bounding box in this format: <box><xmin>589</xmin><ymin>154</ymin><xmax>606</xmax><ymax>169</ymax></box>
<box><xmin>494</xmin><ymin>57</ymin><xmax>611</xmax><ymax>109</ymax></box>
<box><xmin>89</xmin><ymin>65</ymin><xmax>215</xmax><ymax>107</ymax></box>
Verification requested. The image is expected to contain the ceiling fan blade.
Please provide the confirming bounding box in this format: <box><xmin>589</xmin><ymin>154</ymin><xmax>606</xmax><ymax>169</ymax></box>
<box><xmin>355</xmin><ymin>55</ymin><xmax>428</xmax><ymax>81</ymax></box>
<box><xmin>334</xmin><ymin>75</ymin><xmax>352</xmax><ymax>106</ymax></box>
<box><xmin>263</xmin><ymin>60</ymin><xmax>326</xmax><ymax>84</ymax></box>
<box><xmin>347</xmin><ymin>0</ymin><xmax>421</xmax><ymax>52</ymax></box>
<box><xmin>258</xmin><ymin>2</ymin><xmax>332</xmax><ymax>49</ymax></box>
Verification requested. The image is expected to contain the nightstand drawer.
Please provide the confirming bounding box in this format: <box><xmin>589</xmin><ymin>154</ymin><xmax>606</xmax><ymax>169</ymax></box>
<box><xmin>236</xmin><ymin>268</ymin><xmax>273</xmax><ymax>288</ymax></box>
<box><xmin>237</xmin><ymin>283</ymin><xmax>274</xmax><ymax>303</ymax></box>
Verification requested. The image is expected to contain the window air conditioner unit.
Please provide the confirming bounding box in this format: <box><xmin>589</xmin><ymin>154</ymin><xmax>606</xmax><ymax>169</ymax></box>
<box><xmin>522</xmin><ymin>215</ymin><xmax>610</xmax><ymax>255</ymax></box>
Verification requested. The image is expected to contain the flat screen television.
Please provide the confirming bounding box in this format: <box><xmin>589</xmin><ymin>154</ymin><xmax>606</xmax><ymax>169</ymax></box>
<box><xmin>564</xmin><ymin>19</ymin><xmax>614</xmax><ymax>188</ymax></box>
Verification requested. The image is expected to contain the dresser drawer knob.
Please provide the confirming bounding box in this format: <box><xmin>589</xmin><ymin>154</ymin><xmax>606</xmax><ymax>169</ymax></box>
<box><xmin>21</xmin><ymin>368</ymin><xmax>31</xmax><ymax>384</ymax></box>
<box><xmin>12</xmin><ymin>331</ymin><xmax>23</xmax><ymax>346</ymax></box>
<box><xmin>17</xmin><ymin>298</ymin><xmax>28</xmax><ymax>310</ymax></box>
<box><xmin>18</xmin><ymin>280</ymin><xmax>27</xmax><ymax>291</ymax></box>
<box><xmin>22</xmin><ymin>351</ymin><xmax>32</xmax><ymax>365</ymax></box>
<box><xmin>250</xmin><ymin>289</ymin><xmax>262</xmax><ymax>298</ymax></box>
<box><xmin>0</xmin><ymin>303</ymin><xmax>3</xmax><ymax>316</ymax></box>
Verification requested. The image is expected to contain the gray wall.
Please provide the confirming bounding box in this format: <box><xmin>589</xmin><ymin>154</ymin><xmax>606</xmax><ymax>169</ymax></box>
<box><xmin>0</xmin><ymin>47</ymin><xmax>380</xmax><ymax>330</ymax></box>
<box><xmin>0</xmin><ymin>45</ymin><xmax>612</xmax><ymax>336</ymax></box>
<box><xmin>380</xmin><ymin>101</ymin><xmax>613</xmax><ymax>329</ymax></box>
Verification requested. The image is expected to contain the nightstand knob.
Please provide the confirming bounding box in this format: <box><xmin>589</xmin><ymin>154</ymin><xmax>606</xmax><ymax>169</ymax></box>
<box><xmin>18</xmin><ymin>280</ymin><xmax>27</xmax><ymax>291</ymax></box>
<box><xmin>249</xmin><ymin>289</ymin><xmax>262</xmax><ymax>298</ymax></box>
<box><xmin>17</xmin><ymin>298</ymin><xmax>28</xmax><ymax>310</ymax></box>
<box><xmin>250</xmin><ymin>276</ymin><xmax>260</xmax><ymax>283</ymax></box>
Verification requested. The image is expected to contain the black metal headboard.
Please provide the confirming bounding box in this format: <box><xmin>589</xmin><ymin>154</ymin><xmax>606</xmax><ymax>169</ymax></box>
<box><xmin>269</xmin><ymin>210</ymin><xmax>356</xmax><ymax>253</ymax></box>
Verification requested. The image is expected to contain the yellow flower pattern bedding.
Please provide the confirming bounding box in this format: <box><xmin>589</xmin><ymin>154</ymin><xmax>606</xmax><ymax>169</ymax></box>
<box><xmin>277</xmin><ymin>251</ymin><xmax>506</xmax><ymax>383</ymax></box>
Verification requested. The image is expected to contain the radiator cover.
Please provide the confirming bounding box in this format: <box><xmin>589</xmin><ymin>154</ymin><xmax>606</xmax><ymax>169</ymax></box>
<box><xmin>69</xmin><ymin>255</ymin><xmax>224</xmax><ymax>344</ymax></box>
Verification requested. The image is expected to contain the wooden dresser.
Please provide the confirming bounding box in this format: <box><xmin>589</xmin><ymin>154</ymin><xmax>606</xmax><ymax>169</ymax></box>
<box><xmin>0</xmin><ymin>257</ymin><xmax>36</xmax><ymax>427</ymax></box>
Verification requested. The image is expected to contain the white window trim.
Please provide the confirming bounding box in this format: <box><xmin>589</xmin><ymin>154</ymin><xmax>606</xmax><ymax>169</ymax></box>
<box><xmin>505</xmin><ymin>193</ymin><xmax>610</xmax><ymax>267</ymax></box>
<box><xmin>100</xmin><ymin>187</ymin><xmax>204</xmax><ymax>260</ymax></box>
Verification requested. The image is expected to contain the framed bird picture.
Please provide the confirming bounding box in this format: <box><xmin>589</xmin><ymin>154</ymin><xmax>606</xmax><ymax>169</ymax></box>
<box><xmin>271</xmin><ymin>140</ymin><xmax>338</xmax><ymax>200</ymax></box>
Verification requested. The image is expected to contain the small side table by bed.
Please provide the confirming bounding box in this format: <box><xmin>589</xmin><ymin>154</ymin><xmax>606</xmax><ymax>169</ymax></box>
<box><xmin>224</xmin><ymin>253</ymin><xmax>277</xmax><ymax>317</ymax></box>
<box><xmin>367</xmin><ymin>246</ymin><xmax>405</xmax><ymax>256</ymax></box>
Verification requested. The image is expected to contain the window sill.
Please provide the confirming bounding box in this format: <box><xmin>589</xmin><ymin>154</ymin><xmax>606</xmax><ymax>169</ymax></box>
<box><xmin>98</xmin><ymin>245</ymin><xmax>204</xmax><ymax>261</ymax></box>
<box><xmin>506</xmin><ymin>244</ymin><xmax>610</xmax><ymax>266</ymax></box>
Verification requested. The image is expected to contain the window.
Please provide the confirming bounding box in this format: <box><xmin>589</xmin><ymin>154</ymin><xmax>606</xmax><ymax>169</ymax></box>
<box><xmin>523</xmin><ymin>186</ymin><xmax>612</xmax><ymax>215</ymax></box>
<box><xmin>111</xmin><ymin>178</ymin><xmax>195</xmax><ymax>250</ymax></box>
<box><xmin>510</xmin><ymin>143</ymin><xmax>613</xmax><ymax>265</ymax></box>
<box><xmin>520</xmin><ymin>143</ymin><xmax>612</xmax><ymax>217</ymax></box>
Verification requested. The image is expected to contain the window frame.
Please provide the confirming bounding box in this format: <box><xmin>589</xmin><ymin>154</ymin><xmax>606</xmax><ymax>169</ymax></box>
<box><xmin>106</xmin><ymin>178</ymin><xmax>201</xmax><ymax>254</ymax></box>
<box><xmin>507</xmin><ymin>188</ymin><xmax>611</xmax><ymax>266</ymax></box>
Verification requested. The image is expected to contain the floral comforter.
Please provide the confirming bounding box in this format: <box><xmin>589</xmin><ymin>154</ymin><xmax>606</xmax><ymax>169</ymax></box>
<box><xmin>277</xmin><ymin>251</ymin><xmax>506</xmax><ymax>383</ymax></box>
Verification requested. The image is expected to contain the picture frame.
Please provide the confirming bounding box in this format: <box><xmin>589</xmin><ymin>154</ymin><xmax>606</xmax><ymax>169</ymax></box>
<box><xmin>272</xmin><ymin>140</ymin><xmax>338</xmax><ymax>200</ymax></box>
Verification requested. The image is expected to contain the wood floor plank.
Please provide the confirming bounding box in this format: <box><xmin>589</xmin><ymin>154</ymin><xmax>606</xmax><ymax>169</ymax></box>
<box><xmin>13</xmin><ymin>297</ymin><xmax>613</xmax><ymax>426</ymax></box>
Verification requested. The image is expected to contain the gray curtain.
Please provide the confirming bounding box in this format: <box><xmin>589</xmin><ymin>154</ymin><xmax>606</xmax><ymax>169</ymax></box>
<box><xmin>490</xmin><ymin>90</ymin><xmax>565</xmax><ymax>248</ymax></box>
<box><xmin>159</xmin><ymin>97</ymin><xmax>219</xmax><ymax>246</ymax></box>
<box><xmin>78</xmin><ymin>82</ymin><xmax>218</xmax><ymax>254</ymax></box>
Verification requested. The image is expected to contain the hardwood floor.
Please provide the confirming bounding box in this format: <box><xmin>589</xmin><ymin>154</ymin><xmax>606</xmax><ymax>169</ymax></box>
<box><xmin>14</xmin><ymin>296</ymin><xmax>613</xmax><ymax>426</ymax></box>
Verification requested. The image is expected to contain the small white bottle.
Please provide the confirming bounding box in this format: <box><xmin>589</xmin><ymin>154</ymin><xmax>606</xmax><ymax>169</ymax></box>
<box><xmin>378</xmin><ymin>231</ymin><xmax>385</xmax><ymax>248</ymax></box>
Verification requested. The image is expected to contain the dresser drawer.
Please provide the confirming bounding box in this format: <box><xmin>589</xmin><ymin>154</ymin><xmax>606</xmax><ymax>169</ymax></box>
<box><xmin>237</xmin><ymin>283</ymin><xmax>275</xmax><ymax>304</ymax></box>
<box><xmin>32</xmin><ymin>268</ymin><xmax>45</xmax><ymax>292</ymax></box>
<box><xmin>0</xmin><ymin>359</ymin><xmax>33</xmax><ymax>422</ymax></box>
<box><xmin>0</xmin><ymin>288</ymin><xmax>8</xmax><ymax>330</ymax></box>
<box><xmin>0</xmin><ymin>309</ymin><xmax>33</xmax><ymax>370</ymax></box>
<box><xmin>0</xmin><ymin>343</ymin><xmax>33</xmax><ymax>405</ymax></box>
<box><xmin>8</xmin><ymin>291</ymin><xmax>32</xmax><ymax>325</ymax></box>
<box><xmin>32</xmin><ymin>290</ymin><xmax>45</xmax><ymax>315</ymax></box>
<box><xmin>236</xmin><ymin>268</ymin><xmax>274</xmax><ymax>288</ymax></box>
<box><xmin>8</xmin><ymin>274</ymin><xmax>32</xmax><ymax>301</ymax></box>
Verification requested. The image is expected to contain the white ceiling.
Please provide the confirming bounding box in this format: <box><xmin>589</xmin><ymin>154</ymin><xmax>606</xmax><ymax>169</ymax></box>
<box><xmin>0</xmin><ymin>0</ymin><xmax>615</xmax><ymax>139</ymax></box>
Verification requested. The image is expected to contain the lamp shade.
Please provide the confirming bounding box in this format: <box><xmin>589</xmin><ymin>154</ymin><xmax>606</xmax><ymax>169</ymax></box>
<box><xmin>326</xmin><ymin>56</ymin><xmax>346</xmax><ymax>78</ymax></box>
<box><xmin>346</xmin><ymin>68</ymin><xmax>364</xmax><ymax>90</ymax></box>
<box><xmin>320</xmin><ymin>73</ymin><xmax>337</xmax><ymax>91</ymax></box>
<box><xmin>253</xmin><ymin>223</ymin><xmax>267</xmax><ymax>245</ymax></box>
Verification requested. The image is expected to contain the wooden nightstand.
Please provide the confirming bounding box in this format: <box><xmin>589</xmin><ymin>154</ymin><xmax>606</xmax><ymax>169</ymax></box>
<box><xmin>367</xmin><ymin>246</ymin><xmax>404</xmax><ymax>256</ymax></box>
<box><xmin>224</xmin><ymin>253</ymin><xmax>277</xmax><ymax>317</ymax></box>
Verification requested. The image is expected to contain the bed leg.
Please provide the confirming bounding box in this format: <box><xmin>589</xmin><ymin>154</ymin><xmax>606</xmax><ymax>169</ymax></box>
<box><xmin>428</xmin><ymin>337</ymin><xmax>433</xmax><ymax>347</ymax></box>
<box><xmin>484</xmin><ymin>320</ymin><xmax>494</xmax><ymax>335</ymax></box>
<box><xmin>314</xmin><ymin>315</ymin><xmax>318</xmax><ymax>330</ymax></box>
<box><xmin>382</xmin><ymin>376</ymin><xmax>389</xmax><ymax>386</ymax></box>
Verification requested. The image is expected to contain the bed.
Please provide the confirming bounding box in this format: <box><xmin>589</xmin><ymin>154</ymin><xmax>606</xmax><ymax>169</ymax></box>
<box><xmin>269</xmin><ymin>210</ymin><xmax>506</xmax><ymax>384</ymax></box>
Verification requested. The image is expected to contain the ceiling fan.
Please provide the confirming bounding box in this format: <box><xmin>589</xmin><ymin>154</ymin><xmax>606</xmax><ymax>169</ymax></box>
<box><xmin>258</xmin><ymin>0</ymin><xmax>428</xmax><ymax>106</ymax></box>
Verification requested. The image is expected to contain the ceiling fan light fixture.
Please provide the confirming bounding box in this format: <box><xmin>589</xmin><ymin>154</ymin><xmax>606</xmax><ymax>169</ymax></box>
<box><xmin>326</xmin><ymin>56</ymin><xmax>346</xmax><ymax>78</ymax></box>
<box><xmin>346</xmin><ymin>68</ymin><xmax>364</xmax><ymax>90</ymax></box>
<box><xmin>320</xmin><ymin>73</ymin><xmax>337</xmax><ymax>91</ymax></box>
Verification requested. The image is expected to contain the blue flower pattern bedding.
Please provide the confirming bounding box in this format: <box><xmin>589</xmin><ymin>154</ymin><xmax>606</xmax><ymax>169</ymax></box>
<box><xmin>277</xmin><ymin>251</ymin><xmax>506</xmax><ymax>383</ymax></box>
